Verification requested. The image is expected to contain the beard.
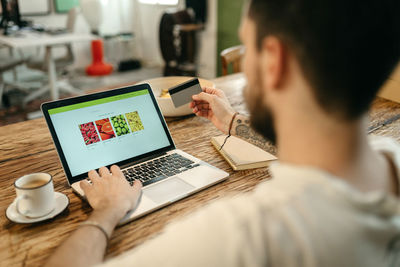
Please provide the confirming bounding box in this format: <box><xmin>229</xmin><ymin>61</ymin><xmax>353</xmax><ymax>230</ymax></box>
<box><xmin>244</xmin><ymin>68</ymin><xmax>277</xmax><ymax>145</ymax></box>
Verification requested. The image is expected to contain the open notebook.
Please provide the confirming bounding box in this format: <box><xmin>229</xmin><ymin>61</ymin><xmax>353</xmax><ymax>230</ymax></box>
<box><xmin>211</xmin><ymin>135</ymin><xmax>277</xmax><ymax>171</ymax></box>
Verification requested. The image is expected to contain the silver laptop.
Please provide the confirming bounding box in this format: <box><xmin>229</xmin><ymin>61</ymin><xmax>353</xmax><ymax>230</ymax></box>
<box><xmin>41</xmin><ymin>83</ymin><xmax>229</xmax><ymax>225</ymax></box>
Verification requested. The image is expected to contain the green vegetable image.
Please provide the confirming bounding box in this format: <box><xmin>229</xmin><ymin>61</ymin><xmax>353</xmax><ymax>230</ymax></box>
<box><xmin>110</xmin><ymin>114</ymin><xmax>130</xmax><ymax>136</ymax></box>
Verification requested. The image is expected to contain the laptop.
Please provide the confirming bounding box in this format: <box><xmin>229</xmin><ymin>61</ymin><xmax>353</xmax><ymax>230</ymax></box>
<box><xmin>41</xmin><ymin>83</ymin><xmax>229</xmax><ymax>225</ymax></box>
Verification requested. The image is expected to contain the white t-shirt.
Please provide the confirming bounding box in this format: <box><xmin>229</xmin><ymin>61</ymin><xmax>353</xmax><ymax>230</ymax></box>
<box><xmin>98</xmin><ymin>137</ymin><xmax>400</xmax><ymax>267</ymax></box>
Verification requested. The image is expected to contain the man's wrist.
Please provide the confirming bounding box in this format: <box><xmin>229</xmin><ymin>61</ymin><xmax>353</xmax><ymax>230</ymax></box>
<box><xmin>88</xmin><ymin>208</ymin><xmax>124</xmax><ymax>237</ymax></box>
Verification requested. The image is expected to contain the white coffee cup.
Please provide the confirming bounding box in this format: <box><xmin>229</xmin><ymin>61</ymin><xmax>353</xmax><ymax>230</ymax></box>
<box><xmin>14</xmin><ymin>173</ymin><xmax>55</xmax><ymax>218</ymax></box>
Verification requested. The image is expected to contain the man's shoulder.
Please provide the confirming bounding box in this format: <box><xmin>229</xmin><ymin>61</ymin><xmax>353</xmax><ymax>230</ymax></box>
<box><xmin>255</xmin><ymin>163</ymin><xmax>341</xmax><ymax>206</ymax></box>
<box><xmin>369</xmin><ymin>135</ymin><xmax>400</xmax><ymax>158</ymax></box>
<box><xmin>178</xmin><ymin>137</ymin><xmax>400</xmax><ymax>229</ymax></box>
<box><xmin>369</xmin><ymin>134</ymin><xmax>400</xmax><ymax>146</ymax></box>
<box><xmin>190</xmin><ymin>166</ymin><xmax>340</xmax><ymax>228</ymax></box>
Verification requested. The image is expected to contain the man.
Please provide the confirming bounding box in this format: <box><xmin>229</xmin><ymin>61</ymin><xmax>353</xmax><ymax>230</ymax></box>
<box><xmin>46</xmin><ymin>0</ymin><xmax>400</xmax><ymax>266</ymax></box>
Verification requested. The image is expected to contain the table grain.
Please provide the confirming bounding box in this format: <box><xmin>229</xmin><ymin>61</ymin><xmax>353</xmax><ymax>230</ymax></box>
<box><xmin>1</xmin><ymin>73</ymin><xmax>399</xmax><ymax>266</ymax></box>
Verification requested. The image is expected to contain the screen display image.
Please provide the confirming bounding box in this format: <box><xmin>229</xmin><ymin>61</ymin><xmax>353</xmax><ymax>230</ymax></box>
<box><xmin>125</xmin><ymin>111</ymin><xmax>145</xmax><ymax>132</ymax></box>
<box><xmin>110</xmin><ymin>114</ymin><xmax>131</xmax><ymax>136</ymax></box>
<box><xmin>47</xmin><ymin>89</ymin><xmax>171</xmax><ymax>177</ymax></box>
<box><xmin>79</xmin><ymin>122</ymin><xmax>101</xmax><ymax>145</ymax></box>
<box><xmin>95</xmin><ymin>118</ymin><xmax>116</xmax><ymax>141</ymax></box>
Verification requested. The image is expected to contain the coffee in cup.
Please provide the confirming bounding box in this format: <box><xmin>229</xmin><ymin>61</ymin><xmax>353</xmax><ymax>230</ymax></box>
<box><xmin>21</xmin><ymin>177</ymin><xmax>49</xmax><ymax>189</ymax></box>
<box><xmin>14</xmin><ymin>173</ymin><xmax>55</xmax><ymax>218</ymax></box>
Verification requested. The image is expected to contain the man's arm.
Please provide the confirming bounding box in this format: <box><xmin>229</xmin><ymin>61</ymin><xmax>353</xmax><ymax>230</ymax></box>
<box><xmin>190</xmin><ymin>88</ymin><xmax>272</xmax><ymax>151</ymax></box>
<box><xmin>45</xmin><ymin>166</ymin><xmax>142</xmax><ymax>267</ymax></box>
<box><xmin>45</xmin><ymin>209</ymin><xmax>119</xmax><ymax>267</ymax></box>
<box><xmin>95</xmin><ymin>194</ymin><xmax>267</xmax><ymax>267</ymax></box>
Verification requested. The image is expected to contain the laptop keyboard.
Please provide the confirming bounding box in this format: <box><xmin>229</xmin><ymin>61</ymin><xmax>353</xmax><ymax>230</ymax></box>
<box><xmin>122</xmin><ymin>153</ymin><xmax>200</xmax><ymax>186</ymax></box>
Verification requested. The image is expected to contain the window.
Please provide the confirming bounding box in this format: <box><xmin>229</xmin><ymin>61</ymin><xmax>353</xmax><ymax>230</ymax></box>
<box><xmin>138</xmin><ymin>0</ymin><xmax>179</xmax><ymax>5</ymax></box>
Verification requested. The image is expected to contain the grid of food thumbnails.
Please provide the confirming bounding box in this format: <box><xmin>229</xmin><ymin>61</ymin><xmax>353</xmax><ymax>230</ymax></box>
<box><xmin>78</xmin><ymin>111</ymin><xmax>145</xmax><ymax>145</ymax></box>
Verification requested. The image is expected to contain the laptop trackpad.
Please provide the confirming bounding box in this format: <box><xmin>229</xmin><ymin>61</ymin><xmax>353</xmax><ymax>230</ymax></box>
<box><xmin>143</xmin><ymin>177</ymin><xmax>195</xmax><ymax>204</ymax></box>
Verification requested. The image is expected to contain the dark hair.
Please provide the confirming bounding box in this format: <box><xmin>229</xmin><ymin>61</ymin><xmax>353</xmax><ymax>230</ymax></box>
<box><xmin>248</xmin><ymin>0</ymin><xmax>400</xmax><ymax>120</ymax></box>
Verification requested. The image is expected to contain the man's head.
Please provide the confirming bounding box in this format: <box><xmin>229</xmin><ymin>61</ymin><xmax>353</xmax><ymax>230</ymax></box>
<box><xmin>240</xmin><ymin>0</ymin><xmax>400</xmax><ymax>143</ymax></box>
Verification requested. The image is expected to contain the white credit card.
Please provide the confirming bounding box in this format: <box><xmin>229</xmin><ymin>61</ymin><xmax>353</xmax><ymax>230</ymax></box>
<box><xmin>168</xmin><ymin>78</ymin><xmax>202</xmax><ymax>108</ymax></box>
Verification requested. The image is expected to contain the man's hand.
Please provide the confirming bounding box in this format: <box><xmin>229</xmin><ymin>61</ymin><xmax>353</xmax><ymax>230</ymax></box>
<box><xmin>45</xmin><ymin>166</ymin><xmax>142</xmax><ymax>267</ymax></box>
<box><xmin>80</xmin><ymin>165</ymin><xmax>142</xmax><ymax>220</ymax></box>
<box><xmin>190</xmin><ymin>87</ymin><xmax>236</xmax><ymax>134</ymax></box>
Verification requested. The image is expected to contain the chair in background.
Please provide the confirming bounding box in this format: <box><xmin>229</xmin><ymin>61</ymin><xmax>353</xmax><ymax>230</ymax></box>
<box><xmin>0</xmin><ymin>58</ymin><xmax>28</xmax><ymax>107</ymax></box>
<box><xmin>220</xmin><ymin>45</ymin><xmax>245</xmax><ymax>76</ymax></box>
<box><xmin>23</xmin><ymin>7</ymin><xmax>81</xmax><ymax>104</ymax></box>
<box><xmin>159</xmin><ymin>9</ymin><xmax>203</xmax><ymax>76</ymax></box>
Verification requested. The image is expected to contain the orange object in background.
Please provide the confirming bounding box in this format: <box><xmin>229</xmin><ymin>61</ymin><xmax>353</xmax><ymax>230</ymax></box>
<box><xmin>86</xmin><ymin>39</ymin><xmax>113</xmax><ymax>76</ymax></box>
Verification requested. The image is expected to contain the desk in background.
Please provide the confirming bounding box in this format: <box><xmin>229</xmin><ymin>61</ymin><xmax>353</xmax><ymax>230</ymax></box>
<box><xmin>1</xmin><ymin>73</ymin><xmax>400</xmax><ymax>266</ymax></box>
<box><xmin>0</xmin><ymin>31</ymin><xmax>94</xmax><ymax>101</ymax></box>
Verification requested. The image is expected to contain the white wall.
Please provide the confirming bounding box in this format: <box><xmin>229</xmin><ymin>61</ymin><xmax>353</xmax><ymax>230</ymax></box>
<box><xmin>24</xmin><ymin>11</ymin><xmax>92</xmax><ymax>68</ymax></box>
<box><xmin>133</xmin><ymin>0</ymin><xmax>217</xmax><ymax>78</ymax></box>
<box><xmin>132</xmin><ymin>0</ymin><xmax>185</xmax><ymax>66</ymax></box>
<box><xmin>20</xmin><ymin>0</ymin><xmax>217</xmax><ymax>78</ymax></box>
<box><xmin>23</xmin><ymin>0</ymin><xmax>127</xmax><ymax>69</ymax></box>
<box><xmin>197</xmin><ymin>0</ymin><xmax>217</xmax><ymax>78</ymax></box>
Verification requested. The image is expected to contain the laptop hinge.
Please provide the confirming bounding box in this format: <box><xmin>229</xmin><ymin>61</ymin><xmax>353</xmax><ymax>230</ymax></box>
<box><xmin>119</xmin><ymin>151</ymin><xmax>168</xmax><ymax>170</ymax></box>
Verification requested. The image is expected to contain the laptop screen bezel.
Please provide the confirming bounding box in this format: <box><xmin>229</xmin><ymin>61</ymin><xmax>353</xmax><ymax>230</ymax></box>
<box><xmin>41</xmin><ymin>83</ymin><xmax>176</xmax><ymax>185</ymax></box>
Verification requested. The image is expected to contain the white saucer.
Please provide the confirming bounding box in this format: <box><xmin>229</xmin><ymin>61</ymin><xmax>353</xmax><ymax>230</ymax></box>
<box><xmin>6</xmin><ymin>192</ymin><xmax>69</xmax><ymax>224</ymax></box>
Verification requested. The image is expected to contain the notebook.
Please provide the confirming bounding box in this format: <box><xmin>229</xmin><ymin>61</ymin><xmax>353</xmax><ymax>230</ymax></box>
<box><xmin>211</xmin><ymin>135</ymin><xmax>277</xmax><ymax>171</ymax></box>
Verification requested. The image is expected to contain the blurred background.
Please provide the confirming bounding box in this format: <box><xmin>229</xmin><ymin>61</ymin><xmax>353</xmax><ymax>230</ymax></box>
<box><xmin>0</xmin><ymin>0</ymin><xmax>245</xmax><ymax>125</ymax></box>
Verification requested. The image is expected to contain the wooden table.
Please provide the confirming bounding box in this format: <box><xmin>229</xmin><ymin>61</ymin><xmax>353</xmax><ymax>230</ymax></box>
<box><xmin>1</xmin><ymin>73</ymin><xmax>400</xmax><ymax>266</ymax></box>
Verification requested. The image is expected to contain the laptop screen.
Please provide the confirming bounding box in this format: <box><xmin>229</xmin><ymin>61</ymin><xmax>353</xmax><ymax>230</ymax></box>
<box><xmin>42</xmin><ymin>84</ymin><xmax>174</xmax><ymax>184</ymax></box>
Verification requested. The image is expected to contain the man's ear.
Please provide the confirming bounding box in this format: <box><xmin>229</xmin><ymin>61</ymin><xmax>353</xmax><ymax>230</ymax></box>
<box><xmin>259</xmin><ymin>36</ymin><xmax>286</xmax><ymax>91</ymax></box>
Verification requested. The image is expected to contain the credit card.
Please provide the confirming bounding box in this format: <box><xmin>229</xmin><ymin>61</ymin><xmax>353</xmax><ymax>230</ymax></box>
<box><xmin>168</xmin><ymin>78</ymin><xmax>202</xmax><ymax>108</ymax></box>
